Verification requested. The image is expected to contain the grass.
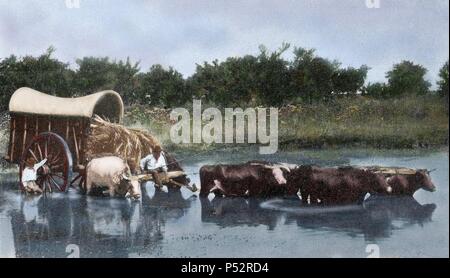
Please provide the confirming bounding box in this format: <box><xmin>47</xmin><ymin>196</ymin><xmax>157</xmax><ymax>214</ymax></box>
<box><xmin>278</xmin><ymin>95</ymin><xmax>448</xmax><ymax>149</ymax></box>
<box><xmin>123</xmin><ymin>95</ymin><xmax>449</xmax><ymax>152</ymax></box>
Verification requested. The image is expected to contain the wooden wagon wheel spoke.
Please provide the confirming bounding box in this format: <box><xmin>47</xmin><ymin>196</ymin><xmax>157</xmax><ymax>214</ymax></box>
<box><xmin>52</xmin><ymin>173</ymin><xmax>65</xmax><ymax>180</ymax></box>
<box><xmin>37</xmin><ymin>143</ymin><xmax>44</xmax><ymax>160</ymax></box>
<box><xmin>50</xmin><ymin>162</ymin><xmax>64</xmax><ymax>170</ymax></box>
<box><xmin>19</xmin><ymin>132</ymin><xmax>73</xmax><ymax>193</ymax></box>
<box><xmin>49</xmin><ymin>156</ymin><xmax>61</xmax><ymax>166</ymax></box>
<box><xmin>47</xmin><ymin>179</ymin><xmax>53</xmax><ymax>193</ymax></box>
<box><xmin>49</xmin><ymin>176</ymin><xmax>62</xmax><ymax>191</ymax></box>
<box><xmin>44</xmin><ymin>140</ymin><xmax>48</xmax><ymax>158</ymax></box>
<box><xmin>28</xmin><ymin>149</ymin><xmax>38</xmax><ymax>161</ymax></box>
<box><xmin>49</xmin><ymin>148</ymin><xmax>62</xmax><ymax>164</ymax></box>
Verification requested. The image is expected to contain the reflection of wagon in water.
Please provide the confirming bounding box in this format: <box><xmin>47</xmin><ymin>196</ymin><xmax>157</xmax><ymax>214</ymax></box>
<box><xmin>4</xmin><ymin>87</ymin><xmax>171</xmax><ymax>193</ymax></box>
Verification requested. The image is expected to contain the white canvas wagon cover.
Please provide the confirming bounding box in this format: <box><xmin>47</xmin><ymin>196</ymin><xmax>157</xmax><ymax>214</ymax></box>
<box><xmin>9</xmin><ymin>87</ymin><xmax>124</xmax><ymax>123</ymax></box>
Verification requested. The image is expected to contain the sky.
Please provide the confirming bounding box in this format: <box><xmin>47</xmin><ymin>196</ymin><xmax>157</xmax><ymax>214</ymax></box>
<box><xmin>0</xmin><ymin>0</ymin><xmax>448</xmax><ymax>86</ymax></box>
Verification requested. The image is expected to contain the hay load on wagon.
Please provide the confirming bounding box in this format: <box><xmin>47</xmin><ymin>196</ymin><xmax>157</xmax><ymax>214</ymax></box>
<box><xmin>86</xmin><ymin>115</ymin><xmax>161</xmax><ymax>173</ymax></box>
<box><xmin>4</xmin><ymin>87</ymin><xmax>191</xmax><ymax>194</ymax></box>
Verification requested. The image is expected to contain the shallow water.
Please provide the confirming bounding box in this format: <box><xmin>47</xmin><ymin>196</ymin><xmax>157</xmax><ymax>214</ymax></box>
<box><xmin>0</xmin><ymin>149</ymin><xmax>448</xmax><ymax>258</ymax></box>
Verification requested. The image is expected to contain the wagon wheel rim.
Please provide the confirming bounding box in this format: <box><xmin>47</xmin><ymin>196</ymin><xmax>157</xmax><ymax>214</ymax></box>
<box><xmin>19</xmin><ymin>132</ymin><xmax>73</xmax><ymax>193</ymax></box>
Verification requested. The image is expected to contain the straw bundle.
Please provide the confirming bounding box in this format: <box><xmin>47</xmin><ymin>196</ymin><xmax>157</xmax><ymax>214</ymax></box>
<box><xmin>86</xmin><ymin>115</ymin><xmax>161</xmax><ymax>172</ymax></box>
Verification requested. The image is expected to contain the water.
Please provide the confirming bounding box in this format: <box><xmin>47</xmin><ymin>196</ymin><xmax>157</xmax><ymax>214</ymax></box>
<box><xmin>0</xmin><ymin>149</ymin><xmax>448</xmax><ymax>258</ymax></box>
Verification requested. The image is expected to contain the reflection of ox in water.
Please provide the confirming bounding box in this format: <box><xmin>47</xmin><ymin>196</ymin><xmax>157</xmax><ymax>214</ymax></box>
<box><xmin>141</xmin><ymin>183</ymin><xmax>196</xmax><ymax>220</ymax></box>
<box><xmin>200</xmin><ymin>197</ymin><xmax>281</xmax><ymax>230</ymax></box>
<box><xmin>264</xmin><ymin>196</ymin><xmax>436</xmax><ymax>241</ymax></box>
<box><xmin>9</xmin><ymin>188</ymin><xmax>196</xmax><ymax>257</ymax></box>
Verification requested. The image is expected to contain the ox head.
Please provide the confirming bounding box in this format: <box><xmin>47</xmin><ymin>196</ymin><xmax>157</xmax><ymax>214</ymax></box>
<box><xmin>122</xmin><ymin>173</ymin><xmax>142</xmax><ymax>200</ymax></box>
<box><xmin>416</xmin><ymin>169</ymin><xmax>436</xmax><ymax>192</ymax></box>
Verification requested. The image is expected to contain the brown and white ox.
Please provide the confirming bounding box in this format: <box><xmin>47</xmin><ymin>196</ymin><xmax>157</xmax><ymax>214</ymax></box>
<box><xmin>199</xmin><ymin>163</ymin><xmax>289</xmax><ymax>198</ymax></box>
<box><xmin>294</xmin><ymin>166</ymin><xmax>393</xmax><ymax>205</ymax></box>
<box><xmin>86</xmin><ymin>156</ymin><xmax>142</xmax><ymax>199</ymax></box>
<box><xmin>386</xmin><ymin>169</ymin><xmax>436</xmax><ymax>196</ymax></box>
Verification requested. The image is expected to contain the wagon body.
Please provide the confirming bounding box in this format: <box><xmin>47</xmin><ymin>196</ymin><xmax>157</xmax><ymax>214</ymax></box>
<box><xmin>4</xmin><ymin>87</ymin><xmax>124</xmax><ymax>192</ymax></box>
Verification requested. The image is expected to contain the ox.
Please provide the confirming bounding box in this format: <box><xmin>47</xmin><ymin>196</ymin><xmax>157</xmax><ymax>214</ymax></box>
<box><xmin>296</xmin><ymin>166</ymin><xmax>392</xmax><ymax>205</ymax></box>
<box><xmin>246</xmin><ymin>160</ymin><xmax>306</xmax><ymax>197</ymax></box>
<box><xmin>86</xmin><ymin>156</ymin><xmax>142</xmax><ymax>199</ymax></box>
<box><xmin>199</xmin><ymin>163</ymin><xmax>289</xmax><ymax>198</ymax></box>
<box><xmin>386</xmin><ymin>169</ymin><xmax>436</xmax><ymax>195</ymax></box>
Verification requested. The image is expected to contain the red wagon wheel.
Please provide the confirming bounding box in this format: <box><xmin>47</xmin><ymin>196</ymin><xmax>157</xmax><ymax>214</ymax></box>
<box><xmin>19</xmin><ymin>132</ymin><xmax>73</xmax><ymax>193</ymax></box>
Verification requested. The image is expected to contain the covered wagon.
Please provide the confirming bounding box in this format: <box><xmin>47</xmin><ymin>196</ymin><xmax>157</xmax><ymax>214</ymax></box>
<box><xmin>3</xmin><ymin>87</ymin><xmax>189</xmax><ymax>193</ymax></box>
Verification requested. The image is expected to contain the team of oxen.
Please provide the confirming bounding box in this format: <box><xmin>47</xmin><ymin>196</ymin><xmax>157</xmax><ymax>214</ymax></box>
<box><xmin>85</xmin><ymin>156</ymin><xmax>436</xmax><ymax>206</ymax></box>
<box><xmin>199</xmin><ymin>162</ymin><xmax>436</xmax><ymax>205</ymax></box>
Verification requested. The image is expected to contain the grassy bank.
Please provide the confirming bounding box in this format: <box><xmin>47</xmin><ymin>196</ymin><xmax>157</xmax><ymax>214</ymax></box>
<box><xmin>278</xmin><ymin>95</ymin><xmax>448</xmax><ymax>149</ymax></box>
<box><xmin>123</xmin><ymin>95</ymin><xmax>449</xmax><ymax>151</ymax></box>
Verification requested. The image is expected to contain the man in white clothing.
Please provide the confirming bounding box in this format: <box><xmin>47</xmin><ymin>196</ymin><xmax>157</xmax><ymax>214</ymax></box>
<box><xmin>140</xmin><ymin>145</ymin><xmax>169</xmax><ymax>188</ymax></box>
<box><xmin>22</xmin><ymin>157</ymin><xmax>47</xmax><ymax>194</ymax></box>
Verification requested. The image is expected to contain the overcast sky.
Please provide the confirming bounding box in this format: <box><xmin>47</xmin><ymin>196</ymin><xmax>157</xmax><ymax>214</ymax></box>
<box><xmin>0</xmin><ymin>0</ymin><xmax>448</xmax><ymax>86</ymax></box>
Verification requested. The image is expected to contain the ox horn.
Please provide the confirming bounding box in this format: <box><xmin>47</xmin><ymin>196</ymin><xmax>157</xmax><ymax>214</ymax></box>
<box><xmin>279</xmin><ymin>162</ymin><xmax>299</xmax><ymax>170</ymax></box>
<box><xmin>263</xmin><ymin>164</ymin><xmax>291</xmax><ymax>173</ymax></box>
<box><xmin>122</xmin><ymin>173</ymin><xmax>130</xmax><ymax>180</ymax></box>
<box><xmin>427</xmin><ymin>168</ymin><xmax>437</xmax><ymax>174</ymax></box>
<box><xmin>277</xmin><ymin>165</ymin><xmax>291</xmax><ymax>173</ymax></box>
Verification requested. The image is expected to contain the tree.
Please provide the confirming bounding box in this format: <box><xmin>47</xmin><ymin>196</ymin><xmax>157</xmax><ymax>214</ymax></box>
<box><xmin>0</xmin><ymin>55</ymin><xmax>20</xmax><ymax>111</ymax></box>
<box><xmin>255</xmin><ymin>43</ymin><xmax>292</xmax><ymax>106</ymax></box>
<box><xmin>73</xmin><ymin>57</ymin><xmax>140</xmax><ymax>104</ymax></box>
<box><xmin>0</xmin><ymin>47</ymin><xmax>73</xmax><ymax>111</ymax></box>
<box><xmin>136</xmin><ymin>64</ymin><xmax>189</xmax><ymax>107</ymax></box>
<box><xmin>437</xmin><ymin>60</ymin><xmax>449</xmax><ymax>99</ymax></box>
<box><xmin>188</xmin><ymin>60</ymin><xmax>228</xmax><ymax>105</ymax></box>
<box><xmin>386</xmin><ymin>61</ymin><xmax>430</xmax><ymax>97</ymax></box>
<box><xmin>363</xmin><ymin>82</ymin><xmax>388</xmax><ymax>98</ymax></box>
<box><xmin>332</xmin><ymin>65</ymin><xmax>369</xmax><ymax>95</ymax></box>
<box><xmin>291</xmin><ymin>47</ymin><xmax>340</xmax><ymax>103</ymax></box>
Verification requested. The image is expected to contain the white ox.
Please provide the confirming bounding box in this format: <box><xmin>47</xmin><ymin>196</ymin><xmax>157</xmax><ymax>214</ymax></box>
<box><xmin>86</xmin><ymin>156</ymin><xmax>141</xmax><ymax>199</ymax></box>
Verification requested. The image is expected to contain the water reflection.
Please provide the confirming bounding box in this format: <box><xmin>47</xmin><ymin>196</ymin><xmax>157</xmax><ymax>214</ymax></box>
<box><xmin>200</xmin><ymin>197</ymin><xmax>282</xmax><ymax>230</ymax></box>
<box><xmin>5</xmin><ymin>187</ymin><xmax>438</xmax><ymax>257</ymax></box>
<box><xmin>202</xmin><ymin>196</ymin><xmax>436</xmax><ymax>241</ymax></box>
<box><xmin>8</xmin><ymin>185</ymin><xmax>196</xmax><ymax>258</ymax></box>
